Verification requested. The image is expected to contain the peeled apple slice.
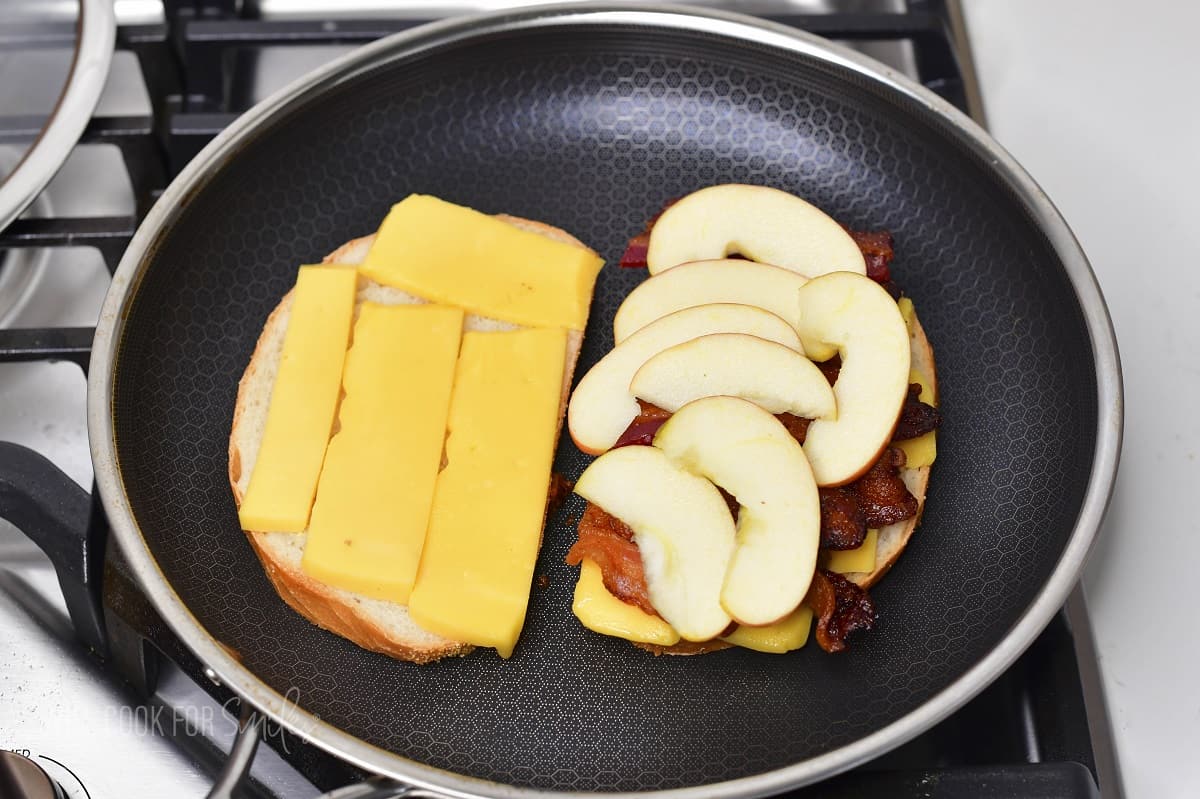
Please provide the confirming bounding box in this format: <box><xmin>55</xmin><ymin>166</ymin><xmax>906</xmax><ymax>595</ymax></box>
<box><xmin>653</xmin><ymin>396</ymin><xmax>821</xmax><ymax>626</ymax></box>
<box><xmin>612</xmin><ymin>259</ymin><xmax>809</xmax><ymax>345</ymax></box>
<box><xmin>629</xmin><ymin>333</ymin><xmax>836</xmax><ymax>420</ymax></box>
<box><xmin>574</xmin><ymin>446</ymin><xmax>736</xmax><ymax>641</ymax></box>
<box><xmin>794</xmin><ymin>272</ymin><xmax>911</xmax><ymax>486</ymax></box>
<box><xmin>645</xmin><ymin>184</ymin><xmax>866</xmax><ymax>276</ymax></box>
<box><xmin>567</xmin><ymin>303</ymin><xmax>801</xmax><ymax>455</ymax></box>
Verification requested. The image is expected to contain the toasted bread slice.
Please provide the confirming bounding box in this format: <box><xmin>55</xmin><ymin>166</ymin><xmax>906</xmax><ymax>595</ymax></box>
<box><xmin>228</xmin><ymin>215</ymin><xmax>594</xmax><ymax>663</ymax></box>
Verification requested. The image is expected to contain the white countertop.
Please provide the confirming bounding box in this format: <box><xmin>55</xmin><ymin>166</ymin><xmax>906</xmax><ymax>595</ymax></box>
<box><xmin>963</xmin><ymin>2</ymin><xmax>1200</xmax><ymax>796</ymax></box>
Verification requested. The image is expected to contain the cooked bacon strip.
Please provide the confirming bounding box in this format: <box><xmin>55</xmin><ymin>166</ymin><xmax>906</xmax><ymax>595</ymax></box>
<box><xmin>619</xmin><ymin>233</ymin><xmax>652</xmax><ymax>269</ymax></box>
<box><xmin>846</xmin><ymin>229</ymin><xmax>894</xmax><ymax>284</ymax></box>
<box><xmin>617</xmin><ymin>402</ymin><xmax>813</xmax><ymax>450</ymax></box>
<box><xmin>816</xmin><ymin>354</ymin><xmax>842</xmax><ymax>386</ymax></box>
<box><xmin>894</xmin><ymin>383</ymin><xmax>942</xmax><ymax>440</ymax></box>
<box><xmin>807</xmin><ymin>569</ymin><xmax>877</xmax><ymax>653</ymax></box>
<box><xmin>546</xmin><ymin>472</ymin><xmax>574</xmax><ymax>518</ymax></box>
<box><xmin>566</xmin><ymin>503</ymin><xmax>660</xmax><ymax>617</ymax></box>
<box><xmin>819</xmin><ymin>486</ymin><xmax>868</xmax><ymax>550</ymax></box>
<box><xmin>775</xmin><ymin>412</ymin><xmax>811</xmax><ymax>445</ymax></box>
<box><xmin>618</xmin><ymin>198</ymin><xmax>896</xmax><ymax>284</ymax></box>
<box><xmin>618</xmin><ymin>199</ymin><xmax>681</xmax><ymax>268</ymax></box>
<box><xmin>613</xmin><ymin>400</ymin><xmax>673</xmax><ymax>448</ymax></box>
<box><xmin>854</xmin><ymin>447</ymin><xmax>919</xmax><ymax>527</ymax></box>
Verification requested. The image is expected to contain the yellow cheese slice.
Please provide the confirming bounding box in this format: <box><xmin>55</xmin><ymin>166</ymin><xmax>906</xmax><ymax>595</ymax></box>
<box><xmin>896</xmin><ymin>365</ymin><xmax>937</xmax><ymax>468</ymax></box>
<box><xmin>721</xmin><ymin>606</ymin><xmax>814</xmax><ymax>654</ymax></box>
<box><xmin>408</xmin><ymin>327</ymin><xmax>567</xmax><ymax>657</ymax></box>
<box><xmin>359</xmin><ymin>194</ymin><xmax>604</xmax><ymax>331</ymax></box>
<box><xmin>571</xmin><ymin>559</ymin><xmax>681</xmax><ymax>647</ymax></box>
<box><xmin>238</xmin><ymin>266</ymin><xmax>356</xmax><ymax>533</ymax></box>
<box><xmin>301</xmin><ymin>303</ymin><xmax>463</xmax><ymax>604</ymax></box>
<box><xmin>572</xmin><ymin>557</ymin><xmax>812</xmax><ymax>653</ymax></box>
<box><xmin>824</xmin><ymin>528</ymin><xmax>879</xmax><ymax>574</ymax></box>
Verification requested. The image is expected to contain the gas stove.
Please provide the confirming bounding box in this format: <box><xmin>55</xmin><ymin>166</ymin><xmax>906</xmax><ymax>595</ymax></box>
<box><xmin>0</xmin><ymin>2</ymin><xmax>1119</xmax><ymax>797</ymax></box>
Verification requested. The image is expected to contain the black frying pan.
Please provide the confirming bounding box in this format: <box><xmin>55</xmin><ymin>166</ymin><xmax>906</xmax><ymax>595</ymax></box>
<box><xmin>88</xmin><ymin>6</ymin><xmax>1121</xmax><ymax>796</ymax></box>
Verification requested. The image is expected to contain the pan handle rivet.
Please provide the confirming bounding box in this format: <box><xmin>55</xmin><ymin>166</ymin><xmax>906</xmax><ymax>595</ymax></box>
<box><xmin>204</xmin><ymin>667</ymin><xmax>223</xmax><ymax>687</ymax></box>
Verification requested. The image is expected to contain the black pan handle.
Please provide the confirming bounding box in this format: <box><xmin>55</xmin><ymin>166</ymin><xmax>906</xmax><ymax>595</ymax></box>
<box><xmin>0</xmin><ymin>441</ymin><xmax>108</xmax><ymax>655</ymax></box>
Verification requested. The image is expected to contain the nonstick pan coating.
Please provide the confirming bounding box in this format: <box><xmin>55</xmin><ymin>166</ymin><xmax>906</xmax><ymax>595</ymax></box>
<box><xmin>93</xmin><ymin>8</ymin><xmax>1118</xmax><ymax>795</ymax></box>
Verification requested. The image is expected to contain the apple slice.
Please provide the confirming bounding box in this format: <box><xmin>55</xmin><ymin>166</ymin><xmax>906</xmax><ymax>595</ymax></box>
<box><xmin>613</xmin><ymin>259</ymin><xmax>809</xmax><ymax>345</ymax></box>
<box><xmin>645</xmin><ymin>184</ymin><xmax>866</xmax><ymax>276</ymax></box>
<box><xmin>568</xmin><ymin>303</ymin><xmax>800</xmax><ymax>455</ymax></box>
<box><xmin>629</xmin><ymin>333</ymin><xmax>836</xmax><ymax>420</ymax></box>
<box><xmin>795</xmin><ymin>272</ymin><xmax>911</xmax><ymax>486</ymax></box>
<box><xmin>574</xmin><ymin>445</ymin><xmax>736</xmax><ymax>641</ymax></box>
<box><xmin>654</xmin><ymin>397</ymin><xmax>820</xmax><ymax>626</ymax></box>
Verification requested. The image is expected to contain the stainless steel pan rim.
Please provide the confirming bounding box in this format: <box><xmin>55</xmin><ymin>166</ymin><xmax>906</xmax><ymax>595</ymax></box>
<box><xmin>87</xmin><ymin>4</ymin><xmax>1123</xmax><ymax>797</ymax></box>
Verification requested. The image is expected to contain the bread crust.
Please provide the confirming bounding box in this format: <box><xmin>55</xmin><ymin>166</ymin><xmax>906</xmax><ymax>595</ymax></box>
<box><xmin>850</xmin><ymin>303</ymin><xmax>936</xmax><ymax>589</ymax></box>
<box><xmin>229</xmin><ymin>215</ymin><xmax>597</xmax><ymax>662</ymax></box>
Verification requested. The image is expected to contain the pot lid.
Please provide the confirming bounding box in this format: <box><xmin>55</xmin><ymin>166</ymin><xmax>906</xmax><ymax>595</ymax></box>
<box><xmin>0</xmin><ymin>0</ymin><xmax>114</xmax><ymax>231</ymax></box>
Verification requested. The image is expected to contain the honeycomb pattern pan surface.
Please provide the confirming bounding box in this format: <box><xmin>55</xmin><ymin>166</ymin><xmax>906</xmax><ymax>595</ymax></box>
<box><xmin>105</xmin><ymin>16</ymin><xmax>1103</xmax><ymax>795</ymax></box>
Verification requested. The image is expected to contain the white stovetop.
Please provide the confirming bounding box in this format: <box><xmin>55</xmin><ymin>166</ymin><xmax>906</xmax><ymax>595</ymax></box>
<box><xmin>964</xmin><ymin>1</ymin><xmax>1200</xmax><ymax>796</ymax></box>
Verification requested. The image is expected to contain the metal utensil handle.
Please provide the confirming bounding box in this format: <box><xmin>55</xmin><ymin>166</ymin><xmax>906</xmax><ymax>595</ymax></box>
<box><xmin>205</xmin><ymin>702</ymin><xmax>452</xmax><ymax>799</ymax></box>
<box><xmin>321</xmin><ymin>777</ymin><xmax>451</xmax><ymax>799</ymax></box>
<box><xmin>206</xmin><ymin>701</ymin><xmax>263</xmax><ymax>799</ymax></box>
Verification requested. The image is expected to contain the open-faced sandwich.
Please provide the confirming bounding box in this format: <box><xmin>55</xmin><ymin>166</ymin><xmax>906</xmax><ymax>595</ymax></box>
<box><xmin>229</xmin><ymin>194</ymin><xmax>603</xmax><ymax>662</ymax></box>
<box><xmin>564</xmin><ymin>184</ymin><xmax>941</xmax><ymax>655</ymax></box>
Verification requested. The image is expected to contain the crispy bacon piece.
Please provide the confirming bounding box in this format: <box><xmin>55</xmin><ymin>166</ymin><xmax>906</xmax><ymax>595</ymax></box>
<box><xmin>807</xmin><ymin>569</ymin><xmax>877</xmax><ymax>653</ymax></box>
<box><xmin>819</xmin><ymin>486</ymin><xmax>868</xmax><ymax>550</ymax></box>
<box><xmin>613</xmin><ymin>400</ymin><xmax>673</xmax><ymax>448</ymax></box>
<box><xmin>854</xmin><ymin>447</ymin><xmax>919</xmax><ymax>527</ymax></box>
<box><xmin>546</xmin><ymin>472</ymin><xmax>574</xmax><ymax>518</ymax></box>
<box><xmin>847</xmin><ymin>228</ymin><xmax>899</xmax><ymax>296</ymax></box>
<box><xmin>775</xmin><ymin>412</ymin><xmax>812</xmax><ymax>445</ymax></box>
<box><xmin>618</xmin><ymin>199</ymin><xmax>681</xmax><ymax>268</ymax></box>
<box><xmin>618</xmin><ymin>403</ymin><xmax>813</xmax><ymax>450</ymax></box>
<box><xmin>566</xmin><ymin>503</ymin><xmax>660</xmax><ymax>617</ymax></box>
<box><xmin>619</xmin><ymin>233</ymin><xmax>652</xmax><ymax>269</ymax></box>
<box><xmin>894</xmin><ymin>383</ymin><xmax>942</xmax><ymax>440</ymax></box>
<box><xmin>717</xmin><ymin>487</ymin><xmax>740</xmax><ymax>521</ymax></box>
<box><xmin>620</xmin><ymin>200</ymin><xmax>896</xmax><ymax>288</ymax></box>
<box><xmin>847</xmin><ymin>229</ymin><xmax>894</xmax><ymax>283</ymax></box>
<box><xmin>816</xmin><ymin>355</ymin><xmax>842</xmax><ymax>386</ymax></box>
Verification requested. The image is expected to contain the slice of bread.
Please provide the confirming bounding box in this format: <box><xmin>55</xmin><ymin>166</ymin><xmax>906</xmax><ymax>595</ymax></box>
<box><xmin>228</xmin><ymin>215</ymin><xmax>595</xmax><ymax>663</ymax></box>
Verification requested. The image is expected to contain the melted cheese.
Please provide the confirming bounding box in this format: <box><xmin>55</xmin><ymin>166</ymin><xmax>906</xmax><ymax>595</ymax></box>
<box><xmin>408</xmin><ymin>328</ymin><xmax>566</xmax><ymax>657</ymax></box>
<box><xmin>895</xmin><ymin>297</ymin><xmax>937</xmax><ymax>468</ymax></box>
<box><xmin>238</xmin><ymin>266</ymin><xmax>356</xmax><ymax>533</ymax></box>
<box><xmin>359</xmin><ymin>194</ymin><xmax>603</xmax><ymax>330</ymax></box>
<box><xmin>571</xmin><ymin>559</ymin><xmax>815</xmax><ymax>654</ymax></box>
<box><xmin>824</xmin><ymin>528</ymin><xmax>878</xmax><ymax>574</ymax></box>
<box><xmin>301</xmin><ymin>303</ymin><xmax>463</xmax><ymax>604</ymax></box>
<box><xmin>571</xmin><ymin>559</ymin><xmax>680</xmax><ymax>646</ymax></box>
<box><xmin>721</xmin><ymin>606</ymin><xmax>814</xmax><ymax>654</ymax></box>
<box><xmin>897</xmin><ymin>366</ymin><xmax>937</xmax><ymax>468</ymax></box>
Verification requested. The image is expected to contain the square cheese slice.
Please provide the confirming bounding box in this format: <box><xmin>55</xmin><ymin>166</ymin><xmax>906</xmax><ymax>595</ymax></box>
<box><xmin>301</xmin><ymin>303</ymin><xmax>463</xmax><ymax>604</ymax></box>
<box><xmin>408</xmin><ymin>327</ymin><xmax>567</xmax><ymax>657</ymax></box>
